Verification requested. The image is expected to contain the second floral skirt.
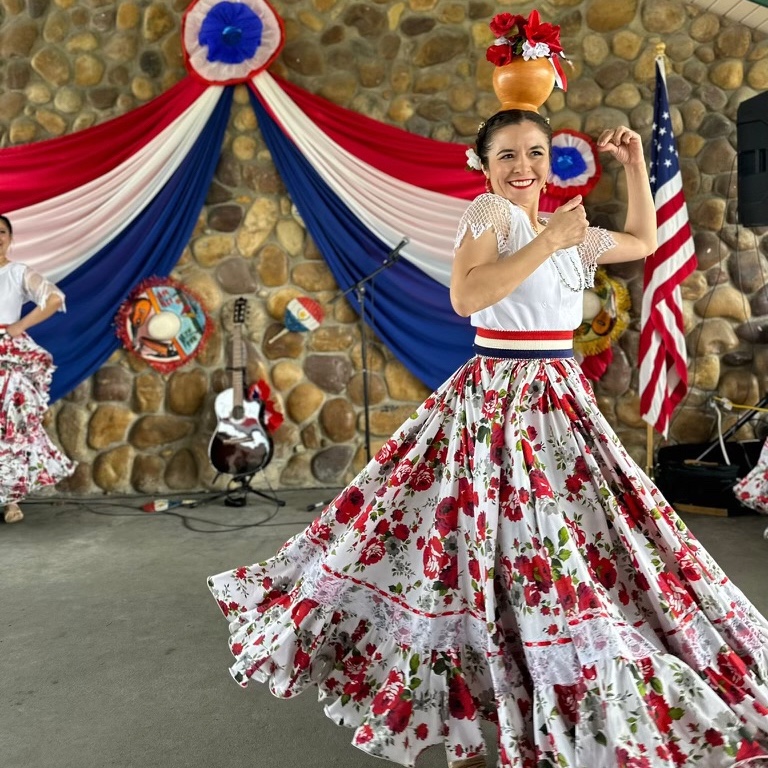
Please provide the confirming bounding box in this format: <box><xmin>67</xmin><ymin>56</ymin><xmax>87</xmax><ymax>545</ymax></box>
<box><xmin>735</xmin><ymin>438</ymin><xmax>768</xmax><ymax>515</ymax></box>
<box><xmin>0</xmin><ymin>331</ymin><xmax>74</xmax><ymax>504</ymax></box>
<box><xmin>208</xmin><ymin>355</ymin><xmax>768</xmax><ymax>768</ymax></box>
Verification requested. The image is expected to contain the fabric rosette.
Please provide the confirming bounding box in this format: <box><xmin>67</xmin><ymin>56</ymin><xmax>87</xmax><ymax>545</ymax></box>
<box><xmin>182</xmin><ymin>0</ymin><xmax>285</xmax><ymax>85</ymax></box>
<box><xmin>547</xmin><ymin>129</ymin><xmax>602</xmax><ymax>200</ymax></box>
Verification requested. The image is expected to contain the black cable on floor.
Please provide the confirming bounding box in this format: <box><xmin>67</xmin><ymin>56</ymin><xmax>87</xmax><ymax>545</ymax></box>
<box><xmin>18</xmin><ymin>487</ymin><xmax>341</xmax><ymax>534</ymax></box>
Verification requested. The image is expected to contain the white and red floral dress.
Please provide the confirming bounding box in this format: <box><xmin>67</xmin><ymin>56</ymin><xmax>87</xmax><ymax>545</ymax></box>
<box><xmin>209</xmin><ymin>195</ymin><xmax>768</xmax><ymax>768</ymax></box>
<box><xmin>734</xmin><ymin>439</ymin><xmax>768</xmax><ymax>516</ymax></box>
<box><xmin>0</xmin><ymin>262</ymin><xmax>75</xmax><ymax>505</ymax></box>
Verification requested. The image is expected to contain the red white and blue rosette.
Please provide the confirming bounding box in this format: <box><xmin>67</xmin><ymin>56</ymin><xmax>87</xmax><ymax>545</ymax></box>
<box><xmin>547</xmin><ymin>128</ymin><xmax>601</xmax><ymax>200</ymax></box>
<box><xmin>182</xmin><ymin>0</ymin><xmax>285</xmax><ymax>86</ymax></box>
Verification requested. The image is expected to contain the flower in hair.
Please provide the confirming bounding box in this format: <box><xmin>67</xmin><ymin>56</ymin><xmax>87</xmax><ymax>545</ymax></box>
<box><xmin>486</xmin><ymin>9</ymin><xmax>568</xmax><ymax>90</ymax></box>
<box><xmin>465</xmin><ymin>147</ymin><xmax>483</xmax><ymax>171</ymax></box>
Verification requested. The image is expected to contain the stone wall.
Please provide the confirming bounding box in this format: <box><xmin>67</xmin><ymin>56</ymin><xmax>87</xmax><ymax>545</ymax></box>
<box><xmin>1</xmin><ymin>0</ymin><xmax>766</xmax><ymax>495</ymax></box>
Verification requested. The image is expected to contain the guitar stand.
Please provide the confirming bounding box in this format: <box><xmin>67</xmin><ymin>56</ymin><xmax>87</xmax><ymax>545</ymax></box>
<box><xmin>209</xmin><ymin>471</ymin><xmax>286</xmax><ymax>509</ymax></box>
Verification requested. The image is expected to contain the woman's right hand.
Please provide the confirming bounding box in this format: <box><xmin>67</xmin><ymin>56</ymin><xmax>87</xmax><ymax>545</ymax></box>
<box><xmin>542</xmin><ymin>195</ymin><xmax>588</xmax><ymax>251</ymax></box>
<box><xmin>4</xmin><ymin>321</ymin><xmax>26</xmax><ymax>338</ymax></box>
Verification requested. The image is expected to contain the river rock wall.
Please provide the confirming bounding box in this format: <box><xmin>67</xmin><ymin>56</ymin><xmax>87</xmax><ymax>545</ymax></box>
<box><xmin>1</xmin><ymin>0</ymin><xmax>765</xmax><ymax>494</ymax></box>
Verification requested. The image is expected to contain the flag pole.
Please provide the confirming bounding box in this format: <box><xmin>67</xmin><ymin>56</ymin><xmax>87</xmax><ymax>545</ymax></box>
<box><xmin>645</xmin><ymin>40</ymin><xmax>666</xmax><ymax>481</ymax></box>
<box><xmin>646</xmin><ymin>424</ymin><xmax>655</xmax><ymax>479</ymax></box>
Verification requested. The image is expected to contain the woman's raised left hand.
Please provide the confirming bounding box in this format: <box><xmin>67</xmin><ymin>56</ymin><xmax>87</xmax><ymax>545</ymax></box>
<box><xmin>596</xmin><ymin>126</ymin><xmax>645</xmax><ymax>167</ymax></box>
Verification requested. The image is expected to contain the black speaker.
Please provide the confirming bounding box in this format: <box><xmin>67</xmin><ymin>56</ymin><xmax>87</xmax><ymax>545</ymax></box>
<box><xmin>737</xmin><ymin>91</ymin><xmax>768</xmax><ymax>227</ymax></box>
<box><xmin>655</xmin><ymin>441</ymin><xmax>763</xmax><ymax>516</ymax></box>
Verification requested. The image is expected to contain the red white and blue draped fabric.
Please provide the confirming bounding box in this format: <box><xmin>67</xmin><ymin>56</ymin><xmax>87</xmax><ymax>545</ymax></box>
<box><xmin>0</xmin><ymin>79</ymin><xmax>233</xmax><ymax>402</ymax></box>
<box><xmin>248</xmin><ymin>72</ymin><xmax>479</xmax><ymax>386</ymax></box>
<box><xmin>639</xmin><ymin>59</ymin><xmax>697</xmax><ymax>437</ymax></box>
<box><xmin>0</xmin><ymin>0</ymin><xmax>590</xmax><ymax>400</ymax></box>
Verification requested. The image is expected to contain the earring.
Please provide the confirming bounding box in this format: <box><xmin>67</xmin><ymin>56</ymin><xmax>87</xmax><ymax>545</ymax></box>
<box><xmin>485</xmin><ymin>177</ymin><xmax>493</xmax><ymax>193</ymax></box>
<box><xmin>542</xmin><ymin>182</ymin><xmax>548</xmax><ymax>194</ymax></box>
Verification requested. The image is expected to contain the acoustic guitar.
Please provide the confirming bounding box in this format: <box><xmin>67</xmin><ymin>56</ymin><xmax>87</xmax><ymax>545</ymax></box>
<box><xmin>208</xmin><ymin>298</ymin><xmax>273</xmax><ymax>477</ymax></box>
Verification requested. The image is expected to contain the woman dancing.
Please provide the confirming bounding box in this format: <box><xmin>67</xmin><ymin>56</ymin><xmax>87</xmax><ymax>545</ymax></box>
<box><xmin>0</xmin><ymin>214</ymin><xmax>75</xmax><ymax>523</ymax></box>
<box><xmin>208</xmin><ymin>112</ymin><xmax>768</xmax><ymax>767</ymax></box>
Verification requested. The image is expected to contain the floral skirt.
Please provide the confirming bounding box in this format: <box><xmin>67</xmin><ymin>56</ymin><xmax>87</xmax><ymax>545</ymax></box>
<box><xmin>208</xmin><ymin>356</ymin><xmax>768</xmax><ymax>768</ymax></box>
<box><xmin>734</xmin><ymin>439</ymin><xmax>768</xmax><ymax>515</ymax></box>
<box><xmin>0</xmin><ymin>331</ymin><xmax>75</xmax><ymax>505</ymax></box>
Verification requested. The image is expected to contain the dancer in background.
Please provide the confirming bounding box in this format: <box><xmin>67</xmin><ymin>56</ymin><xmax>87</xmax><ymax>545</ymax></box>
<box><xmin>735</xmin><ymin>436</ymin><xmax>768</xmax><ymax>545</ymax></box>
<box><xmin>0</xmin><ymin>214</ymin><xmax>75</xmax><ymax>523</ymax></box>
<box><xmin>735</xmin><ymin>438</ymin><xmax>768</xmax><ymax>517</ymax></box>
<box><xmin>207</xmin><ymin>110</ymin><xmax>768</xmax><ymax>768</ymax></box>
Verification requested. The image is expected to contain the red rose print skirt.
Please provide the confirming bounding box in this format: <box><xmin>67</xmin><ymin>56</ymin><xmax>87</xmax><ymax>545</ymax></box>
<box><xmin>735</xmin><ymin>438</ymin><xmax>768</xmax><ymax>516</ymax></box>
<box><xmin>208</xmin><ymin>356</ymin><xmax>768</xmax><ymax>767</ymax></box>
<box><xmin>0</xmin><ymin>332</ymin><xmax>74</xmax><ymax>504</ymax></box>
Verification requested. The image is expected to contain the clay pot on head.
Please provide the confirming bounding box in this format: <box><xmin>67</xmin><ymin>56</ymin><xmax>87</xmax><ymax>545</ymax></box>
<box><xmin>492</xmin><ymin>57</ymin><xmax>556</xmax><ymax>113</ymax></box>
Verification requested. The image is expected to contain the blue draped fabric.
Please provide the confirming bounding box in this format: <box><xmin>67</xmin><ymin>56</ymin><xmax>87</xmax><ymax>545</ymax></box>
<box><xmin>30</xmin><ymin>88</ymin><xmax>234</xmax><ymax>402</ymax></box>
<box><xmin>249</xmin><ymin>91</ymin><xmax>473</xmax><ymax>390</ymax></box>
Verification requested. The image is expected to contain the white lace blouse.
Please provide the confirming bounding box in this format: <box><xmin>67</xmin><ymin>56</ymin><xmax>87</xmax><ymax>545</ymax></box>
<box><xmin>454</xmin><ymin>193</ymin><xmax>616</xmax><ymax>332</ymax></box>
<box><xmin>0</xmin><ymin>262</ymin><xmax>66</xmax><ymax>325</ymax></box>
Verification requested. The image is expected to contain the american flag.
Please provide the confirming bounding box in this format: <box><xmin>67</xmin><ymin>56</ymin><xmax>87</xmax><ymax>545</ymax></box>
<box><xmin>639</xmin><ymin>58</ymin><xmax>697</xmax><ymax>437</ymax></box>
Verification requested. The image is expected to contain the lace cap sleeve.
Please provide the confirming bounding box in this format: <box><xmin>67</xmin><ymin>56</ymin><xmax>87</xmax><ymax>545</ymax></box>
<box><xmin>23</xmin><ymin>267</ymin><xmax>66</xmax><ymax>312</ymax></box>
<box><xmin>577</xmin><ymin>227</ymin><xmax>617</xmax><ymax>288</ymax></box>
<box><xmin>454</xmin><ymin>193</ymin><xmax>513</xmax><ymax>256</ymax></box>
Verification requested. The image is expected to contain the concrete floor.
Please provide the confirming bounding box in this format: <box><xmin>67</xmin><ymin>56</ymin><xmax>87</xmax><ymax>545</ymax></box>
<box><xmin>1</xmin><ymin>487</ymin><xmax>767</xmax><ymax>768</ymax></box>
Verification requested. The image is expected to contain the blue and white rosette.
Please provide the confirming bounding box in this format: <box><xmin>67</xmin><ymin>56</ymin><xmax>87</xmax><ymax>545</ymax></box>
<box><xmin>548</xmin><ymin>129</ymin><xmax>601</xmax><ymax>199</ymax></box>
<box><xmin>182</xmin><ymin>0</ymin><xmax>285</xmax><ymax>85</ymax></box>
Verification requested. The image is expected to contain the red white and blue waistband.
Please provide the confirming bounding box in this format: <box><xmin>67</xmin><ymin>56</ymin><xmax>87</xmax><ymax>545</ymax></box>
<box><xmin>473</xmin><ymin>329</ymin><xmax>574</xmax><ymax>359</ymax></box>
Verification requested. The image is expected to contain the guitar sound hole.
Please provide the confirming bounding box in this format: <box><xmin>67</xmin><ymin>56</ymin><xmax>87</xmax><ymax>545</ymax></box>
<box><xmin>232</xmin><ymin>405</ymin><xmax>244</xmax><ymax>419</ymax></box>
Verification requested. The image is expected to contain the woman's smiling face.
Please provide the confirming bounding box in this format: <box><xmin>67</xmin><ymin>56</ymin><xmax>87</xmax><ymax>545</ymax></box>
<box><xmin>484</xmin><ymin>120</ymin><xmax>550</xmax><ymax>208</ymax></box>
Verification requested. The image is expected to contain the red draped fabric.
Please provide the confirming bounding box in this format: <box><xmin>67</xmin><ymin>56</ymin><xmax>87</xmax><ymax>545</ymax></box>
<box><xmin>276</xmin><ymin>75</ymin><xmax>482</xmax><ymax>200</ymax></box>
<box><xmin>0</xmin><ymin>77</ymin><xmax>209</xmax><ymax>211</ymax></box>
<box><xmin>276</xmin><ymin>75</ymin><xmax>564</xmax><ymax>212</ymax></box>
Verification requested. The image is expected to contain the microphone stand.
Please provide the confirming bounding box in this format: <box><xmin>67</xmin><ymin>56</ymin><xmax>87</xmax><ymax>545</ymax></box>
<box><xmin>305</xmin><ymin>238</ymin><xmax>408</xmax><ymax>511</ymax></box>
